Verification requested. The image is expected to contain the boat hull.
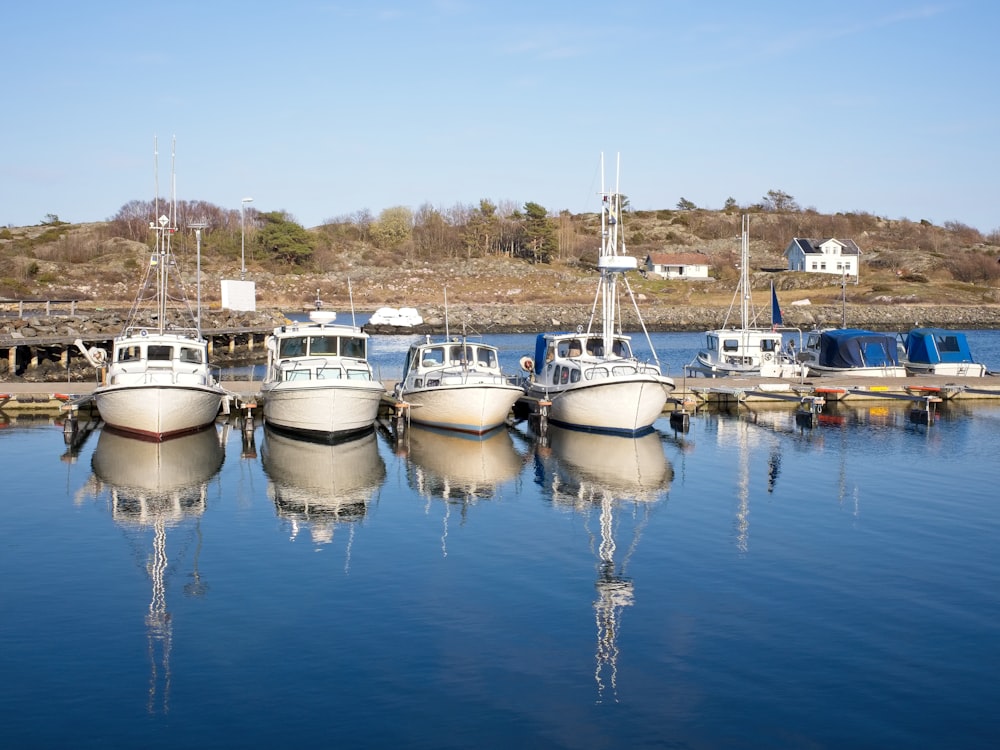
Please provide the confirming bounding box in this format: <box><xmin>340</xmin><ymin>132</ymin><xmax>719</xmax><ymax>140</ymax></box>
<box><xmin>527</xmin><ymin>376</ymin><xmax>671</xmax><ymax>435</ymax></box>
<box><xmin>262</xmin><ymin>380</ymin><xmax>385</xmax><ymax>439</ymax></box>
<box><xmin>93</xmin><ymin>383</ymin><xmax>225</xmax><ymax>441</ymax></box>
<box><xmin>806</xmin><ymin>365</ymin><xmax>907</xmax><ymax>377</ymax></box>
<box><xmin>400</xmin><ymin>382</ymin><xmax>522</xmax><ymax>434</ymax></box>
<box><xmin>904</xmin><ymin>362</ymin><xmax>987</xmax><ymax>377</ymax></box>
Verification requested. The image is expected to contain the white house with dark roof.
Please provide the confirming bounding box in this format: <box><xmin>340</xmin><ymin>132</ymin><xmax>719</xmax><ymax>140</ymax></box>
<box><xmin>784</xmin><ymin>238</ymin><xmax>861</xmax><ymax>277</ymax></box>
<box><xmin>643</xmin><ymin>251</ymin><xmax>711</xmax><ymax>280</ymax></box>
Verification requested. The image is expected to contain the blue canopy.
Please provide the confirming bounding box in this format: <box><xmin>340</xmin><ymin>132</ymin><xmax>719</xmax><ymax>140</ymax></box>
<box><xmin>818</xmin><ymin>329</ymin><xmax>900</xmax><ymax>369</ymax></box>
<box><xmin>905</xmin><ymin>328</ymin><xmax>976</xmax><ymax>365</ymax></box>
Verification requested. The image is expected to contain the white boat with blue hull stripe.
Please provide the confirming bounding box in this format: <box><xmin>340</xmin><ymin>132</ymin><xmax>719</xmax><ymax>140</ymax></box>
<box><xmin>520</xmin><ymin>154</ymin><xmax>674</xmax><ymax>434</ymax></box>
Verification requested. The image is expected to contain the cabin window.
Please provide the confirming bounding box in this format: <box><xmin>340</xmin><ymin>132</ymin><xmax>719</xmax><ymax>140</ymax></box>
<box><xmin>284</xmin><ymin>370</ymin><xmax>310</xmax><ymax>381</ymax></box>
<box><xmin>612</xmin><ymin>340</ymin><xmax>630</xmax><ymax>357</ymax></box>
<box><xmin>342</xmin><ymin>338</ymin><xmax>366</xmax><ymax>359</ymax></box>
<box><xmin>148</xmin><ymin>345</ymin><xmax>172</xmax><ymax>361</ymax></box>
<box><xmin>279</xmin><ymin>337</ymin><xmax>306</xmax><ymax>358</ymax></box>
<box><xmin>422</xmin><ymin>346</ymin><xmax>446</xmax><ymax>367</ymax></box>
<box><xmin>936</xmin><ymin>335</ymin><xmax>961</xmax><ymax>353</ymax></box>
<box><xmin>309</xmin><ymin>336</ymin><xmax>338</xmax><ymax>355</ymax></box>
<box><xmin>723</xmin><ymin>339</ymin><xmax>739</xmax><ymax>352</ymax></box>
<box><xmin>118</xmin><ymin>346</ymin><xmax>140</xmax><ymax>362</ymax></box>
<box><xmin>180</xmin><ymin>347</ymin><xmax>203</xmax><ymax>364</ymax></box>
<box><xmin>477</xmin><ymin>349</ymin><xmax>497</xmax><ymax>368</ymax></box>
<box><xmin>570</xmin><ymin>369</ymin><xmax>581</xmax><ymax>383</ymax></box>
<box><xmin>346</xmin><ymin>369</ymin><xmax>371</xmax><ymax>381</ymax></box>
<box><xmin>318</xmin><ymin>367</ymin><xmax>341</xmax><ymax>379</ymax></box>
<box><xmin>586</xmin><ymin>339</ymin><xmax>604</xmax><ymax>356</ymax></box>
<box><xmin>761</xmin><ymin>339</ymin><xmax>777</xmax><ymax>352</ymax></box>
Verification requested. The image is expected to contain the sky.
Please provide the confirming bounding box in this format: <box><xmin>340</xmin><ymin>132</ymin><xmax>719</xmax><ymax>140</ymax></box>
<box><xmin>3</xmin><ymin>0</ymin><xmax>998</xmax><ymax>233</ymax></box>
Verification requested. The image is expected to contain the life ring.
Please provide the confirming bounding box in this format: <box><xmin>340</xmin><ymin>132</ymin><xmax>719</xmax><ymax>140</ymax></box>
<box><xmin>519</xmin><ymin>356</ymin><xmax>534</xmax><ymax>372</ymax></box>
<box><xmin>762</xmin><ymin>352</ymin><xmax>773</xmax><ymax>362</ymax></box>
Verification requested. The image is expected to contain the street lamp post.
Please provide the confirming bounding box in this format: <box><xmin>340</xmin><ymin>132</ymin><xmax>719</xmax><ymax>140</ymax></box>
<box><xmin>189</xmin><ymin>221</ymin><xmax>207</xmax><ymax>332</ymax></box>
<box><xmin>240</xmin><ymin>197</ymin><xmax>254</xmax><ymax>280</ymax></box>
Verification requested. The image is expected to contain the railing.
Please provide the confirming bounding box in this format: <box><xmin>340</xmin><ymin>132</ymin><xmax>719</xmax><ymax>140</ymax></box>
<box><xmin>0</xmin><ymin>299</ymin><xmax>80</xmax><ymax>318</ymax></box>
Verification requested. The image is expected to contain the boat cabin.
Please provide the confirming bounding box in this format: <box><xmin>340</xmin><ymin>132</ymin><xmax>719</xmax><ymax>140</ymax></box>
<box><xmin>107</xmin><ymin>332</ymin><xmax>212</xmax><ymax>387</ymax></box>
<box><xmin>401</xmin><ymin>340</ymin><xmax>503</xmax><ymax>389</ymax></box>
<box><xmin>705</xmin><ymin>330</ymin><xmax>782</xmax><ymax>366</ymax></box>
<box><xmin>267</xmin><ymin>328</ymin><xmax>373</xmax><ymax>382</ymax></box>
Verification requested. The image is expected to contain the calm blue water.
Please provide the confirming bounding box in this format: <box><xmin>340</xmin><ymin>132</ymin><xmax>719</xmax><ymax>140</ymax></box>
<box><xmin>2</xmin><ymin>332</ymin><xmax>1000</xmax><ymax>749</ymax></box>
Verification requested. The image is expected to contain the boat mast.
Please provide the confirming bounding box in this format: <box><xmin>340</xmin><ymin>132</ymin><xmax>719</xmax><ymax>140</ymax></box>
<box><xmin>600</xmin><ymin>153</ymin><xmax>620</xmax><ymax>356</ymax></box>
<box><xmin>740</xmin><ymin>214</ymin><xmax>750</xmax><ymax>330</ymax></box>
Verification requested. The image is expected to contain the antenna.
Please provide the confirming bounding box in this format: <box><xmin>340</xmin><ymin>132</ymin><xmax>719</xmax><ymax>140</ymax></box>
<box><xmin>189</xmin><ymin>221</ymin><xmax>208</xmax><ymax>332</ymax></box>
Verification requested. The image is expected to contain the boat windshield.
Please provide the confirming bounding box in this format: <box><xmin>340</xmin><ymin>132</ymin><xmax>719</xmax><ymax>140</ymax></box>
<box><xmin>279</xmin><ymin>337</ymin><xmax>306</xmax><ymax>358</ymax></box>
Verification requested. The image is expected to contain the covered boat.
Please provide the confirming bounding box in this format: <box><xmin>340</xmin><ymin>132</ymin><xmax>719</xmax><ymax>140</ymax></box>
<box><xmin>802</xmin><ymin>328</ymin><xmax>906</xmax><ymax>377</ymax></box>
<box><xmin>902</xmin><ymin>328</ymin><xmax>988</xmax><ymax>377</ymax></box>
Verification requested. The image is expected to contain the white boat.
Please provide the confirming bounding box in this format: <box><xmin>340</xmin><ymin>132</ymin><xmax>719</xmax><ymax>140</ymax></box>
<box><xmin>261</xmin><ymin>308</ymin><xmax>386</xmax><ymax>440</ymax></box>
<box><xmin>368</xmin><ymin>306</ymin><xmax>423</xmax><ymax>327</ymax></box>
<box><xmin>520</xmin><ymin>154</ymin><xmax>675</xmax><ymax>435</ymax></box>
<box><xmin>394</xmin><ymin>335</ymin><xmax>523</xmax><ymax>433</ymax></box>
<box><xmin>685</xmin><ymin>215</ymin><xmax>807</xmax><ymax>379</ymax></box>
<box><xmin>80</xmin><ymin>138</ymin><xmax>226</xmax><ymax>441</ymax></box>
<box><xmin>901</xmin><ymin>328</ymin><xmax>988</xmax><ymax>377</ymax></box>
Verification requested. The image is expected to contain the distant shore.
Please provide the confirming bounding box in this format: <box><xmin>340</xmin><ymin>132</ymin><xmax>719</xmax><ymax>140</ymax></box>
<box><xmin>366</xmin><ymin>302</ymin><xmax>1000</xmax><ymax>334</ymax></box>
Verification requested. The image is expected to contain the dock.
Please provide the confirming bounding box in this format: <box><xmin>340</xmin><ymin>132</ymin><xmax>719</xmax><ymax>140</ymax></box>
<box><xmin>3</xmin><ymin>374</ymin><xmax>998</xmax><ymax>419</ymax></box>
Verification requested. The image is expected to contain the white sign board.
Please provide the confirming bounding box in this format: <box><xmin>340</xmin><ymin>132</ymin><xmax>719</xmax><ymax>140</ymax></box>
<box><xmin>221</xmin><ymin>279</ymin><xmax>256</xmax><ymax>312</ymax></box>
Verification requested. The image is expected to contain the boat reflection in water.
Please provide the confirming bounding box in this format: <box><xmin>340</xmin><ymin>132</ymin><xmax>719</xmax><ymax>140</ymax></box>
<box><xmin>401</xmin><ymin>425</ymin><xmax>525</xmax><ymax>555</ymax></box>
<box><xmin>261</xmin><ymin>426</ymin><xmax>386</xmax><ymax>550</ymax></box>
<box><xmin>534</xmin><ymin>425</ymin><xmax>673</xmax><ymax>703</ymax></box>
<box><xmin>87</xmin><ymin>425</ymin><xmax>225</xmax><ymax>714</ymax></box>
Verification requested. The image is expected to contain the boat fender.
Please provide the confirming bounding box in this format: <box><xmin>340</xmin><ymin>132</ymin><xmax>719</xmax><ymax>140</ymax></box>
<box><xmin>519</xmin><ymin>356</ymin><xmax>534</xmax><ymax>372</ymax></box>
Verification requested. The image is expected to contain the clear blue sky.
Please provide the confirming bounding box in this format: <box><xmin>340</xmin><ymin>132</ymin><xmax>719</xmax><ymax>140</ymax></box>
<box><xmin>3</xmin><ymin>1</ymin><xmax>998</xmax><ymax>232</ymax></box>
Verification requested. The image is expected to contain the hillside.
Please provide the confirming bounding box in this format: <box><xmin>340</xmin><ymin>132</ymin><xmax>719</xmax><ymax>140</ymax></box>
<box><xmin>2</xmin><ymin>209</ymin><xmax>999</xmax><ymax>331</ymax></box>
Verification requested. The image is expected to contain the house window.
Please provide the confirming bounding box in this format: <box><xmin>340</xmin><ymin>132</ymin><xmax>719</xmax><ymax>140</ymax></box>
<box><xmin>820</xmin><ymin>262</ymin><xmax>827</xmax><ymax>270</ymax></box>
<box><xmin>811</xmin><ymin>262</ymin><xmax>818</xmax><ymax>271</ymax></box>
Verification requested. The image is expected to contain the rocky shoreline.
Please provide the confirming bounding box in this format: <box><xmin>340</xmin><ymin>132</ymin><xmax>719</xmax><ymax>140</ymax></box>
<box><xmin>366</xmin><ymin>302</ymin><xmax>1000</xmax><ymax>334</ymax></box>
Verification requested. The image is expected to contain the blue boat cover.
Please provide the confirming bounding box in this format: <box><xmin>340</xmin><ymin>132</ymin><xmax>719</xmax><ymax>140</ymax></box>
<box><xmin>818</xmin><ymin>329</ymin><xmax>900</xmax><ymax>368</ymax></box>
<box><xmin>905</xmin><ymin>328</ymin><xmax>976</xmax><ymax>365</ymax></box>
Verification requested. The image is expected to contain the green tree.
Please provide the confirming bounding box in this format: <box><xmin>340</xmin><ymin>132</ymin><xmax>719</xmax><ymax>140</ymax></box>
<box><xmin>723</xmin><ymin>197</ymin><xmax>739</xmax><ymax>211</ymax></box>
<box><xmin>370</xmin><ymin>206</ymin><xmax>413</xmax><ymax>252</ymax></box>
<box><xmin>676</xmin><ymin>197</ymin><xmax>697</xmax><ymax>211</ymax></box>
<box><xmin>462</xmin><ymin>199</ymin><xmax>500</xmax><ymax>258</ymax></box>
<box><xmin>256</xmin><ymin>211</ymin><xmax>315</xmax><ymax>266</ymax></box>
<box><xmin>522</xmin><ymin>201</ymin><xmax>556</xmax><ymax>263</ymax></box>
<box><xmin>762</xmin><ymin>189</ymin><xmax>800</xmax><ymax>212</ymax></box>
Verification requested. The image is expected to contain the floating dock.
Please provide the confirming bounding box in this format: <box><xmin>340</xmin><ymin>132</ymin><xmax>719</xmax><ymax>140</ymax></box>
<box><xmin>1</xmin><ymin>374</ymin><xmax>998</xmax><ymax>416</ymax></box>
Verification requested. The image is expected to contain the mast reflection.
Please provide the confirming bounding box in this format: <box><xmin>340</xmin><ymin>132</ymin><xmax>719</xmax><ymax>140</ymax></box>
<box><xmin>261</xmin><ymin>426</ymin><xmax>386</xmax><ymax>552</ymax></box>
<box><xmin>88</xmin><ymin>425</ymin><xmax>225</xmax><ymax>714</ymax></box>
<box><xmin>533</xmin><ymin>425</ymin><xmax>673</xmax><ymax>702</ymax></box>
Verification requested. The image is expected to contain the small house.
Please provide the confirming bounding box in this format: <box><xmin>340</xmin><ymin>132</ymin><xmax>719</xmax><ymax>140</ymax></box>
<box><xmin>644</xmin><ymin>252</ymin><xmax>711</xmax><ymax>280</ymax></box>
<box><xmin>784</xmin><ymin>238</ymin><xmax>861</xmax><ymax>277</ymax></box>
